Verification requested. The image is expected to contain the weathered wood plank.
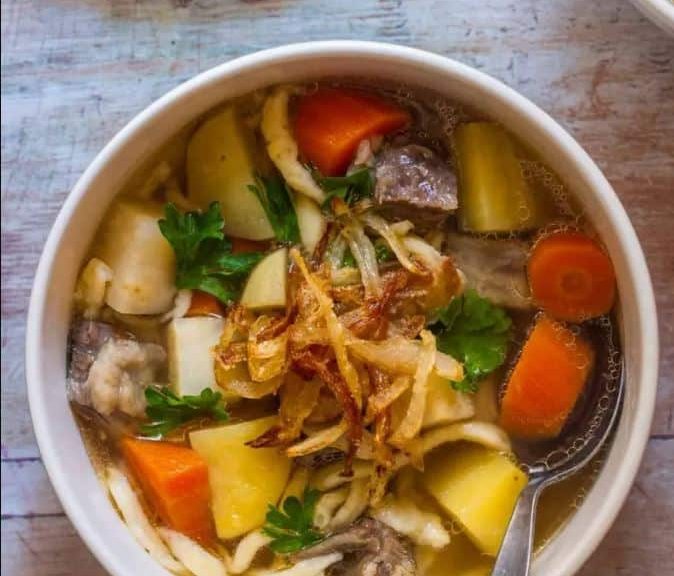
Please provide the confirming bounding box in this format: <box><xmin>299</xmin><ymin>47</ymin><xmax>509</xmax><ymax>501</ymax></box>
<box><xmin>1</xmin><ymin>459</ymin><xmax>63</xmax><ymax>517</ymax></box>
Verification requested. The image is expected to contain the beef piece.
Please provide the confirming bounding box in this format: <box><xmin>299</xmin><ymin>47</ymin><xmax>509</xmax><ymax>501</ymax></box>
<box><xmin>68</xmin><ymin>320</ymin><xmax>166</xmax><ymax>417</ymax></box>
<box><xmin>374</xmin><ymin>144</ymin><xmax>458</xmax><ymax>230</ymax></box>
<box><xmin>296</xmin><ymin>517</ymin><xmax>415</xmax><ymax>576</ymax></box>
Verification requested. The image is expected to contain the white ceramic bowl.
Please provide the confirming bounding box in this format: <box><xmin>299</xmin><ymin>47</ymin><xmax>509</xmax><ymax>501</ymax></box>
<box><xmin>26</xmin><ymin>41</ymin><xmax>658</xmax><ymax>576</ymax></box>
<box><xmin>630</xmin><ymin>0</ymin><xmax>674</xmax><ymax>35</ymax></box>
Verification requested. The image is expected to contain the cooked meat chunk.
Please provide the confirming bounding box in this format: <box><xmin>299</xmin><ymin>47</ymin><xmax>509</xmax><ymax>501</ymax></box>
<box><xmin>374</xmin><ymin>145</ymin><xmax>458</xmax><ymax>230</ymax></box>
<box><xmin>446</xmin><ymin>233</ymin><xmax>532</xmax><ymax>309</ymax></box>
<box><xmin>68</xmin><ymin>320</ymin><xmax>166</xmax><ymax>417</ymax></box>
<box><xmin>296</xmin><ymin>518</ymin><xmax>415</xmax><ymax>576</ymax></box>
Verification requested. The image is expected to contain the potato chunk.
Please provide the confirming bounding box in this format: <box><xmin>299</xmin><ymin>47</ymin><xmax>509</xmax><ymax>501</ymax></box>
<box><xmin>240</xmin><ymin>248</ymin><xmax>288</xmax><ymax>310</ymax></box>
<box><xmin>422</xmin><ymin>444</ymin><xmax>527</xmax><ymax>556</ymax></box>
<box><xmin>189</xmin><ymin>417</ymin><xmax>291</xmax><ymax>539</ymax></box>
<box><xmin>187</xmin><ymin>106</ymin><xmax>274</xmax><ymax>240</ymax></box>
<box><xmin>167</xmin><ymin>317</ymin><xmax>223</xmax><ymax>397</ymax></box>
<box><xmin>93</xmin><ymin>199</ymin><xmax>176</xmax><ymax>315</ymax></box>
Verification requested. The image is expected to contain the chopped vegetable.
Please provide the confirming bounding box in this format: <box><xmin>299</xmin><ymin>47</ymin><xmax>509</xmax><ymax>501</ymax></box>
<box><xmin>120</xmin><ymin>437</ymin><xmax>215</xmax><ymax>543</ymax></box>
<box><xmin>263</xmin><ymin>488</ymin><xmax>324</xmax><ymax>553</ymax></box>
<box><xmin>453</xmin><ymin>122</ymin><xmax>550</xmax><ymax>233</ymax></box>
<box><xmin>93</xmin><ymin>199</ymin><xmax>177</xmax><ymax>314</ymax></box>
<box><xmin>315</xmin><ymin>167</ymin><xmax>375</xmax><ymax>209</ymax></box>
<box><xmin>261</xmin><ymin>87</ymin><xmax>326</xmax><ymax>203</ymax></box>
<box><xmin>106</xmin><ymin>465</ymin><xmax>186</xmax><ymax>573</ymax></box>
<box><xmin>431</xmin><ymin>290</ymin><xmax>512</xmax><ymax>392</ymax></box>
<box><xmin>187</xmin><ymin>105</ymin><xmax>275</xmax><ymax>240</ymax></box>
<box><xmin>189</xmin><ymin>417</ymin><xmax>292</xmax><ymax>539</ymax></box>
<box><xmin>499</xmin><ymin>314</ymin><xmax>595</xmax><ymax>440</ymax></box>
<box><xmin>295</xmin><ymin>88</ymin><xmax>410</xmax><ymax>176</ymax></box>
<box><xmin>422</xmin><ymin>444</ymin><xmax>527</xmax><ymax>556</ymax></box>
<box><xmin>249</xmin><ymin>175</ymin><xmax>301</xmax><ymax>243</ymax></box>
<box><xmin>185</xmin><ymin>290</ymin><xmax>224</xmax><ymax>317</ymax></box>
<box><xmin>527</xmin><ymin>231</ymin><xmax>616</xmax><ymax>322</ymax></box>
<box><xmin>159</xmin><ymin>202</ymin><xmax>264</xmax><ymax>304</ymax></box>
<box><xmin>240</xmin><ymin>247</ymin><xmax>289</xmax><ymax>310</ymax></box>
<box><xmin>167</xmin><ymin>317</ymin><xmax>227</xmax><ymax>397</ymax></box>
<box><xmin>295</xmin><ymin>194</ymin><xmax>327</xmax><ymax>254</ymax></box>
<box><xmin>140</xmin><ymin>386</ymin><xmax>229</xmax><ymax>437</ymax></box>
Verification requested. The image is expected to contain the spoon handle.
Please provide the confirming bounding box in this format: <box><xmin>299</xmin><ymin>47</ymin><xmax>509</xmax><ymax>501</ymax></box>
<box><xmin>490</xmin><ymin>480</ymin><xmax>543</xmax><ymax>576</ymax></box>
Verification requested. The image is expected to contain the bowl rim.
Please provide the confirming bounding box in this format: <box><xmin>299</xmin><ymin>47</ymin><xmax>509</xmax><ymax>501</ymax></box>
<box><xmin>629</xmin><ymin>0</ymin><xmax>674</xmax><ymax>35</ymax></box>
<box><xmin>26</xmin><ymin>40</ymin><xmax>658</xmax><ymax>576</ymax></box>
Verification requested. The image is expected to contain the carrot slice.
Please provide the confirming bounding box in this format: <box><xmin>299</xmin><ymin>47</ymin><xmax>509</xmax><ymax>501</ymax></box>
<box><xmin>499</xmin><ymin>315</ymin><xmax>594</xmax><ymax>440</ymax></box>
<box><xmin>294</xmin><ymin>88</ymin><xmax>410</xmax><ymax>176</ymax></box>
<box><xmin>185</xmin><ymin>290</ymin><xmax>224</xmax><ymax>317</ymax></box>
<box><xmin>527</xmin><ymin>231</ymin><xmax>616</xmax><ymax>322</ymax></box>
<box><xmin>120</xmin><ymin>437</ymin><xmax>215</xmax><ymax>543</ymax></box>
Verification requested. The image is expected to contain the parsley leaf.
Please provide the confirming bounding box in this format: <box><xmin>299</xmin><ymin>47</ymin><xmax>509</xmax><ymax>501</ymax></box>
<box><xmin>314</xmin><ymin>167</ymin><xmax>375</xmax><ymax>209</ymax></box>
<box><xmin>262</xmin><ymin>488</ymin><xmax>323</xmax><ymax>553</ymax></box>
<box><xmin>248</xmin><ymin>176</ymin><xmax>301</xmax><ymax>244</ymax></box>
<box><xmin>158</xmin><ymin>202</ymin><xmax>264</xmax><ymax>304</ymax></box>
<box><xmin>431</xmin><ymin>290</ymin><xmax>512</xmax><ymax>393</ymax></box>
<box><xmin>140</xmin><ymin>386</ymin><xmax>229</xmax><ymax>437</ymax></box>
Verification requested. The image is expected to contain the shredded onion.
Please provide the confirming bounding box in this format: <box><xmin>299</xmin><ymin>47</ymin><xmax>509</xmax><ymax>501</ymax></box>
<box><xmin>286</xmin><ymin>420</ymin><xmax>349</xmax><ymax>458</ymax></box>
<box><xmin>360</xmin><ymin>212</ymin><xmax>426</xmax><ymax>275</ymax></box>
<box><xmin>328</xmin><ymin>478</ymin><xmax>369</xmax><ymax>529</ymax></box>
<box><xmin>247</xmin><ymin>316</ymin><xmax>289</xmax><ymax>382</ymax></box>
<box><xmin>261</xmin><ymin>87</ymin><xmax>325</xmax><ymax>203</ymax></box>
<box><xmin>365</xmin><ymin>375</ymin><xmax>412</xmax><ymax>423</ymax></box>
<box><xmin>229</xmin><ymin>530</ymin><xmax>272</xmax><ymax>574</ymax></box>
<box><xmin>291</xmin><ymin>249</ymin><xmax>361</xmax><ymax>407</ymax></box>
<box><xmin>158</xmin><ymin>528</ymin><xmax>228</xmax><ymax>576</ymax></box>
<box><xmin>215</xmin><ymin>364</ymin><xmax>283</xmax><ymax>399</ymax></box>
<box><xmin>342</xmin><ymin>219</ymin><xmax>382</xmax><ymax>299</ymax></box>
<box><xmin>106</xmin><ymin>466</ymin><xmax>185</xmax><ymax>574</ymax></box>
<box><xmin>371</xmin><ymin>496</ymin><xmax>450</xmax><ymax>549</ymax></box>
<box><xmin>249</xmin><ymin>374</ymin><xmax>321</xmax><ymax>447</ymax></box>
<box><xmin>309</xmin><ymin>459</ymin><xmax>374</xmax><ymax>491</ymax></box>
<box><xmin>313</xmin><ymin>487</ymin><xmax>350</xmax><ymax>530</ymax></box>
<box><xmin>347</xmin><ymin>336</ymin><xmax>463</xmax><ymax>382</ymax></box>
<box><xmin>254</xmin><ymin>553</ymin><xmax>343</xmax><ymax>576</ymax></box>
<box><xmin>389</xmin><ymin>331</ymin><xmax>436</xmax><ymax>446</ymax></box>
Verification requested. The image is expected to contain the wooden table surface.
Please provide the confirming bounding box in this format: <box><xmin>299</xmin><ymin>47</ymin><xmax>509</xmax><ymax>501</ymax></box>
<box><xmin>2</xmin><ymin>0</ymin><xmax>673</xmax><ymax>574</ymax></box>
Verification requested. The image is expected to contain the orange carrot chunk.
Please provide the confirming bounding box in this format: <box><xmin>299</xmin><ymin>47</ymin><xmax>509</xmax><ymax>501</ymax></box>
<box><xmin>527</xmin><ymin>231</ymin><xmax>616</xmax><ymax>322</ymax></box>
<box><xmin>120</xmin><ymin>437</ymin><xmax>215</xmax><ymax>543</ymax></box>
<box><xmin>185</xmin><ymin>290</ymin><xmax>224</xmax><ymax>317</ymax></box>
<box><xmin>295</xmin><ymin>88</ymin><xmax>411</xmax><ymax>176</ymax></box>
<box><xmin>500</xmin><ymin>314</ymin><xmax>595</xmax><ymax>440</ymax></box>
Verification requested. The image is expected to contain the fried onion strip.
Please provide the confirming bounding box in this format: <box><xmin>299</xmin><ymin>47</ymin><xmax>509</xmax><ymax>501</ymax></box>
<box><xmin>389</xmin><ymin>330</ymin><xmax>436</xmax><ymax>447</ymax></box>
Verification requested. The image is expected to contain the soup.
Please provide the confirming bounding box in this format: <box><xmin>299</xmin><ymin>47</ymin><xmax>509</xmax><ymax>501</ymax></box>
<box><xmin>67</xmin><ymin>80</ymin><xmax>620</xmax><ymax>576</ymax></box>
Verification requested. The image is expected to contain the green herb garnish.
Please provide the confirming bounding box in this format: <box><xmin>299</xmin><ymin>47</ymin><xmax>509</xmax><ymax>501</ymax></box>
<box><xmin>431</xmin><ymin>289</ymin><xmax>512</xmax><ymax>393</ymax></box>
<box><xmin>315</xmin><ymin>166</ymin><xmax>375</xmax><ymax>209</ymax></box>
<box><xmin>159</xmin><ymin>202</ymin><xmax>263</xmax><ymax>304</ymax></box>
<box><xmin>140</xmin><ymin>387</ymin><xmax>229</xmax><ymax>437</ymax></box>
<box><xmin>342</xmin><ymin>242</ymin><xmax>393</xmax><ymax>268</ymax></box>
<box><xmin>374</xmin><ymin>242</ymin><xmax>394</xmax><ymax>263</ymax></box>
<box><xmin>248</xmin><ymin>176</ymin><xmax>300</xmax><ymax>243</ymax></box>
<box><xmin>262</xmin><ymin>488</ymin><xmax>323</xmax><ymax>553</ymax></box>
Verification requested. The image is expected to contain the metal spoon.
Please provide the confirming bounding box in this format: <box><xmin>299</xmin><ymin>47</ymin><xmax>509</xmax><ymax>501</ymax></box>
<box><xmin>491</xmin><ymin>334</ymin><xmax>624</xmax><ymax>576</ymax></box>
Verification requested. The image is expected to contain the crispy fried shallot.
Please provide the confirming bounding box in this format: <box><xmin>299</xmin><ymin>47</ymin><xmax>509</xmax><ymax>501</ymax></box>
<box><xmin>248</xmin><ymin>373</ymin><xmax>321</xmax><ymax>447</ymax></box>
<box><xmin>389</xmin><ymin>330</ymin><xmax>436</xmax><ymax>447</ymax></box>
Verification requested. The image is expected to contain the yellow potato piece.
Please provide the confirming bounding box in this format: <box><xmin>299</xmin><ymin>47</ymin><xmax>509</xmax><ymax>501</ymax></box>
<box><xmin>189</xmin><ymin>417</ymin><xmax>291</xmax><ymax>539</ymax></box>
<box><xmin>240</xmin><ymin>248</ymin><xmax>288</xmax><ymax>310</ymax></box>
<box><xmin>187</xmin><ymin>106</ymin><xmax>274</xmax><ymax>240</ymax></box>
<box><xmin>417</xmin><ymin>532</ymin><xmax>492</xmax><ymax>576</ymax></box>
<box><xmin>422</xmin><ymin>444</ymin><xmax>527</xmax><ymax>556</ymax></box>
